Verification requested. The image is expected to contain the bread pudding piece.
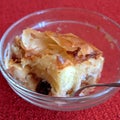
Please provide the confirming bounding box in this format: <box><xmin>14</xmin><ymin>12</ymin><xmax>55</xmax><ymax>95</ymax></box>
<box><xmin>5</xmin><ymin>28</ymin><xmax>104</xmax><ymax>97</ymax></box>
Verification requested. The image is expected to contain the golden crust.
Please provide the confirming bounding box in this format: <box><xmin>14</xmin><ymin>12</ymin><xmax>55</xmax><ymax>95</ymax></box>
<box><xmin>20</xmin><ymin>28</ymin><xmax>102</xmax><ymax>67</ymax></box>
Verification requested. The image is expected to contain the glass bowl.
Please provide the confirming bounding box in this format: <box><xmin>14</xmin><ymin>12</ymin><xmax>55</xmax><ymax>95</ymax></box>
<box><xmin>0</xmin><ymin>8</ymin><xmax>120</xmax><ymax>111</ymax></box>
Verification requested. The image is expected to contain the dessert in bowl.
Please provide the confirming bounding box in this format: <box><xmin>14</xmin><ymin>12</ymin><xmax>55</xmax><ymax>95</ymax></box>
<box><xmin>0</xmin><ymin>8</ymin><xmax>120</xmax><ymax>111</ymax></box>
<box><xmin>5</xmin><ymin>28</ymin><xmax>104</xmax><ymax>97</ymax></box>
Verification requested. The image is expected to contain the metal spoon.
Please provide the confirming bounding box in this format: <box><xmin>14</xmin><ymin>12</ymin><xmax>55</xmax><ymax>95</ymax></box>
<box><xmin>73</xmin><ymin>82</ymin><xmax>120</xmax><ymax>97</ymax></box>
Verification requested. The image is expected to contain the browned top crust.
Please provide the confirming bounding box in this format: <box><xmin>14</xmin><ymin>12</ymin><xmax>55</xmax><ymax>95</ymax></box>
<box><xmin>7</xmin><ymin>28</ymin><xmax>103</xmax><ymax>70</ymax></box>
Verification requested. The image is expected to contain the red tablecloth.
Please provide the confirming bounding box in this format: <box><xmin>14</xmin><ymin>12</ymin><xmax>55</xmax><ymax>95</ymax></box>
<box><xmin>0</xmin><ymin>0</ymin><xmax>120</xmax><ymax>120</ymax></box>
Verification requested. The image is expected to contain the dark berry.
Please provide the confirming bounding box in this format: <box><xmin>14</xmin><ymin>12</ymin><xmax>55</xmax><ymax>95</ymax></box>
<box><xmin>36</xmin><ymin>80</ymin><xmax>51</xmax><ymax>95</ymax></box>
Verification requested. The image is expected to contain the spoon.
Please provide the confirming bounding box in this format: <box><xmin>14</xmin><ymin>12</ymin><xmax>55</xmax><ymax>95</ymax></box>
<box><xmin>73</xmin><ymin>82</ymin><xmax>120</xmax><ymax>96</ymax></box>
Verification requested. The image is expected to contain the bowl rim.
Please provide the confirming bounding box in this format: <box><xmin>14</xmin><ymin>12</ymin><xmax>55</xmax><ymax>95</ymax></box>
<box><xmin>0</xmin><ymin>7</ymin><xmax>120</xmax><ymax>101</ymax></box>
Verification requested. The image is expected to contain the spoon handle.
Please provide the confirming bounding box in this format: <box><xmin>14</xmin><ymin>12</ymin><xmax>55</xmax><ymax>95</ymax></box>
<box><xmin>87</xmin><ymin>83</ymin><xmax>120</xmax><ymax>87</ymax></box>
<box><xmin>74</xmin><ymin>82</ymin><xmax>120</xmax><ymax>96</ymax></box>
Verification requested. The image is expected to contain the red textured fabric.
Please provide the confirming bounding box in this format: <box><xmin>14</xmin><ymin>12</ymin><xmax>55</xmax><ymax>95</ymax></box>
<box><xmin>0</xmin><ymin>0</ymin><xmax>120</xmax><ymax>120</ymax></box>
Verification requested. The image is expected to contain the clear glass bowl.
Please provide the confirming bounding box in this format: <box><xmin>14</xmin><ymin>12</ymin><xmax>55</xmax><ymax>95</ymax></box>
<box><xmin>0</xmin><ymin>8</ymin><xmax>120</xmax><ymax>111</ymax></box>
